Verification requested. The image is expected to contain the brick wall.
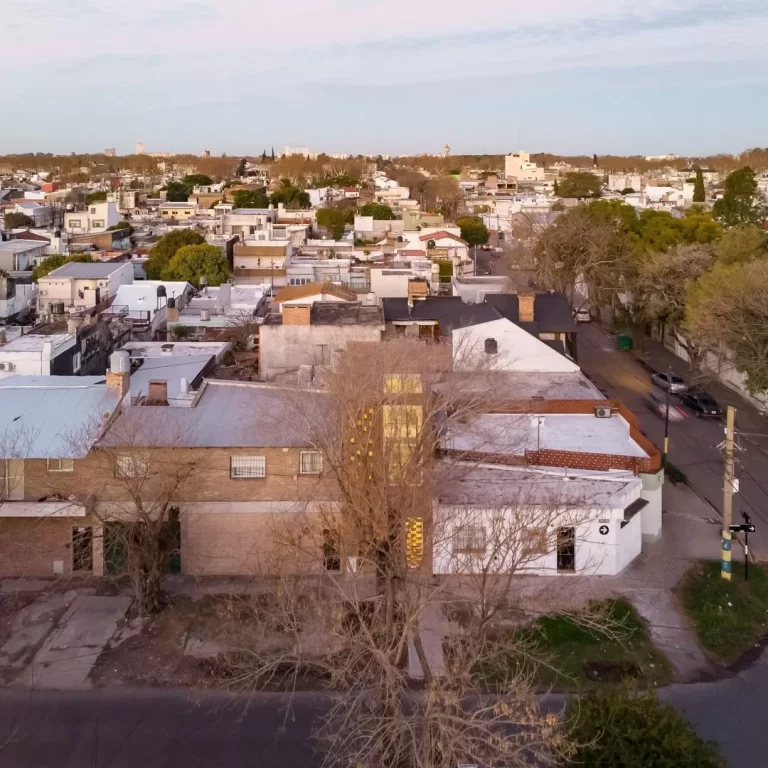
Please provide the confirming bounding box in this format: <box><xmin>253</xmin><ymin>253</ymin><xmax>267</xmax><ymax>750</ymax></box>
<box><xmin>282</xmin><ymin>304</ymin><xmax>311</xmax><ymax>326</ymax></box>
<box><xmin>0</xmin><ymin>517</ymin><xmax>86</xmax><ymax>577</ymax></box>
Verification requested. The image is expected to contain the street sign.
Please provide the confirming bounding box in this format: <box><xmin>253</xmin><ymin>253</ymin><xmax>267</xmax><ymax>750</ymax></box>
<box><xmin>729</xmin><ymin>523</ymin><xmax>756</xmax><ymax>533</ymax></box>
<box><xmin>599</xmin><ymin>525</ymin><xmax>609</xmax><ymax>535</ymax></box>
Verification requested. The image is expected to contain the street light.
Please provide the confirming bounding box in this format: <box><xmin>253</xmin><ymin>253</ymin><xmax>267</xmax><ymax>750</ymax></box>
<box><xmin>662</xmin><ymin>365</ymin><xmax>672</xmax><ymax>467</ymax></box>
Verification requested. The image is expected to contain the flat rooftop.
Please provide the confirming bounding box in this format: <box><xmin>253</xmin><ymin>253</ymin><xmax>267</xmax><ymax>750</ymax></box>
<box><xmin>436</xmin><ymin>463</ymin><xmax>642</xmax><ymax>508</ymax></box>
<box><xmin>46</xmin><ymin>262</ymin><xmax>128</xmax><ymax>278</ymax></box>
<box><xmin>0</xmin><ymin>332</ymin><xmax>72</xmax><ymax>352</ymax></box>
<box><xmin>122</xmin><ymin>341</ymin><xmax>230</xmax><ymax>359</ymax></box>
<box><xmin>433</xmin><ymin>372</ymin><xmax>604</xmax><ymax>400</ymax></box>
<box><xmin>444</xmin><ymin>412</ymin><xmax>648</xmax><ymax>459</ymax></box>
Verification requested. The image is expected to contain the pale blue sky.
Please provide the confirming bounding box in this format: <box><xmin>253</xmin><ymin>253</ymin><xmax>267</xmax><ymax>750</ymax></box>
<box><xmin>3</xmin><ymin>0</ymin><xmax>767</xmax><ymax>156</ymax></box>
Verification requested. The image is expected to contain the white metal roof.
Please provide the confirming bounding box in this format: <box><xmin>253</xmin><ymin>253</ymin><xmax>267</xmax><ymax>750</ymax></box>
<box><xmin>0</xmin><ymin>377</ymin><xmax>120</xmax><ymax>458</ymax></box>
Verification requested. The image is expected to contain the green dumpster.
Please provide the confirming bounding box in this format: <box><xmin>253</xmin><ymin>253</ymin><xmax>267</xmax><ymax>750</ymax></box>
<box><xmin>616</xmin><ymin>333</ymin><xmax>633</xmax><ymax>351</ymax></box>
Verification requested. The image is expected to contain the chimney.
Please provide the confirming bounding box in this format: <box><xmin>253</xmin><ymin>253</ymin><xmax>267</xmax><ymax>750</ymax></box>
<box><xmin>166</xmin><ymin>296</ymin><xmax>179</xmax><ymax>322</ymax></box>
<box><xmin>283</xmin><ymin>304</ymin><xmax>311</xmax><ymax>325</ymax></box>
<box><xmin>146</xmin><ymin>379</ymin><xmax>168</xmax><ymax>405</ymax></box>
<box><xmin>106</xmin><ymin>350</ymin><xmax>130</xmax><ymax>399</ymax></box>
<box><xmin>407</xmin><ymin>278</ymin><xmax>428</xmax><ymax>309</ymax></box>
<box><xmin>518</xmin><ymin>291</ymin><xmax>535</xmax><ymax>323</ymax></box>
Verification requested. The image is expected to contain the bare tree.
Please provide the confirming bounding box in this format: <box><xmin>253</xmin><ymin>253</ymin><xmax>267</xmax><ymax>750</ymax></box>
<box><xmin>218</xmin><ymin>341</ymin><xmax>624</xmax><ymax>767</ymax></box>
<box><xmin>65</xmin><ymin>409</ymin><xmax>195</xmax><ymax>616</ymax></box>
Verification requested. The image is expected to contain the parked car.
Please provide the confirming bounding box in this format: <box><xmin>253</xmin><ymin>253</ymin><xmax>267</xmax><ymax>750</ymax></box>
<box><xmin>646</xmin><ymin>390</ymin><xmax>688</xmax><ymax>421</ymax></box>
<box><xmin>651</xmin><ymin>372</ymin><xmax>687</xmax><ymax>393</ymax></box>
<box><xmin>575</xmin><ymin>308</ymin><xmax>591</xmax><ymax>323</ymax></box>
<box><xmin>679</xmin><ymin>391</ymin><xmax>723</xmax><ymax>418</ymax></box>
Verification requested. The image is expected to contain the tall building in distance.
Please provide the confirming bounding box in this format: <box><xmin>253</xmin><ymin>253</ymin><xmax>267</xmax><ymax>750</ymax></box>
<box><xmin>201</xmin><ymin>149</ymin><xmax>211</xmax><ymax>158</ymax></box>
<box><xmin>136</xmin><ymin>141</ymin><xmax>145</xmax><ymax>155</ymax></box>
<box><xmin>444</xmin><ymin>144</ymin><xmax>451</xmax><ymax>157</ymax></box>
<box><xmin>104</xmin><ymin>148</ymin><xmax>116</xmax><ymax>157</ymax></box>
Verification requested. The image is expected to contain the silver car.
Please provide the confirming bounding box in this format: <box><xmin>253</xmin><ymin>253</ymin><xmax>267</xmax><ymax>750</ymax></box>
<box><xmin>651</xmin><ymin>372</ymin><xmax>687</xmax><ymax>393</ymax></box>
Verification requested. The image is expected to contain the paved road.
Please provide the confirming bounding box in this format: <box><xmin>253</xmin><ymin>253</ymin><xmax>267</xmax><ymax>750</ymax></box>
<box><xmin>0</xmin><ymin>688</ymin><xmax>326</xmax><ymax>768</ymax></box>
<box><xmin>578</xmin><ymin>322</ymin><xmax>768</xmax><ymax>558</ymax></box>
<box><xmin>0</xmin><ymin>677</ymin><xmax>764</xmax><ymax>768</ymax></box>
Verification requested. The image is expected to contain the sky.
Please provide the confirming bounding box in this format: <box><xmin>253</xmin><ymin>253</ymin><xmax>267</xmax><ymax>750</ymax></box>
<box><xmin>3</xmin><ymin>0</ymin><xmax>768</xmax><ymax>157</ymax></box>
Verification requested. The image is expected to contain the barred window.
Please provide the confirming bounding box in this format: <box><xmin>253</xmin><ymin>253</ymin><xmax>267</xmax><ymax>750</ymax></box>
<box><xmin>231</xmin><ymin>455</ymin><xmax>266</xmax><ymax>479</ymax></box>
<box><xmin>115</xmin><ymin>454</ymin><xmax>150</xmax><ymax>478</ymax></box>
<box><xmin>453</xmin><ymin>524</ymin><xmax>486</xmax><ymax>554</ymax></box>
<box><xmin>522</xmin><ymin>528</ymin><xmax>548</xmax><ymax>557</ymax></box>
<box><xmin>299</xmin><ymin>451</ymin><xmax>323</xmax><ymax>475</ymax></box>
<box><xmin>47</xmin><ymin>458</ymin><xmax>74</xmax><ymax>472</ymax></box>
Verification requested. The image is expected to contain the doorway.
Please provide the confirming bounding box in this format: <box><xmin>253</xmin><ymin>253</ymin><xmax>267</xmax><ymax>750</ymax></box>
<box><xmin>322</xmin><ymin>529</ymin><xmax>341</xmax><ymax>572</ymax></box>
<box><xmin>556</xmin><ymin>527</ymin><xmax>575</xmax><ymax>572</ymax></box>
<box><xmin>72</xmin><ymin>526</ymin><xmax>93</xmax><ymax>572</ymax></box>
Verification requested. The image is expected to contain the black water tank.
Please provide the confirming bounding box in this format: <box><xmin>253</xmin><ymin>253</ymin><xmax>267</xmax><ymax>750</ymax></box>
<box><xmin>167</xmin><ymin>296</ymin><xmax>176</xmax><ymax>309</ymax></box>
<box><xmin>156</xmin><ymin>285</ymin><xmax>167</xmax><ymax>298</ymax></box>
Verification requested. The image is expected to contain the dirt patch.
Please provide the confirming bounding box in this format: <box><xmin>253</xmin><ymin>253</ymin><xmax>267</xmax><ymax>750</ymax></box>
<box><xmin>0</xmin><ymin>593</ymin><xmax>36</xmax><ymax>649</ymax></box>
<box><xmin>91</xmin><ymin>593</ymin><xmax>294</xmax><ymax>688</ymax></box>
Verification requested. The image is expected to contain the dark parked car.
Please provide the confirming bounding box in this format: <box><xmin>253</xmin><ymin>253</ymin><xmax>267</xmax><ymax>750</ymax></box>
<box><xmin>679</xmin><ymin>391</ymin><xmax>723</xmax><ymax>418</ymax></box>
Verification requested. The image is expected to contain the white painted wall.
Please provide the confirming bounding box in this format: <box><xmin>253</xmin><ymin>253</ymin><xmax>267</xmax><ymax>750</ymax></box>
<box><xmin>433</xmin><ymin>502</ymin><xmax>642</xmax><ymax>577</ymax></box>
<box><xmin>452</xmin><ymin>318</ymin><xmax>579</xmax><ymax>373</ymax></box>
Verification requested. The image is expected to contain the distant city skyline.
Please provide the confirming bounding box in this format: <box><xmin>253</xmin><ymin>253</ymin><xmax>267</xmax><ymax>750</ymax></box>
<box><xmin>3</xmin><ymin>1</ymin><xmax>768</xmax><ymax>157</ymax></box>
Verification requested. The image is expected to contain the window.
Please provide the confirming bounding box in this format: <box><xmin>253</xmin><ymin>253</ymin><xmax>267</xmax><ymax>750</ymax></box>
<box><xmin>521</xmin><ymin>528</ymin><xmax>548</xmax><ymax>557</ymax></box>
<box><xmin>231</xmin><ymin>455</ymin><xmax>266</xmax><ymax>479</ymax></box>
<box><xmin>91</xmin><ymin>219</ymin><xmax>104</xmax><ymax>228</ymax></box>
<box><xmin>90</xmin><ymin>207</ymin><xmax>96</xmax><ymax>214</ymax></box>
<box><xmin>47</xmin><ymin>458</ymin><xmax>74</xmax><ymax>472</ymax></box>
<box><xmin>116</xmin><ymin>454</ymin><xmax>150</xmax><ymax>478</ymax></box>
<box><xmin>290</xmin><ymin>277</ymin><xmax>311</xmax><ymax>286</ymax></box>
<box><xmin>453</xmin><ymin>524</ymin><xmax>486</xmax><ymax>554</ymax></box>
<box><xmin>72</xmin><ymin>352</ymin><xmax>82</xmax><ymax>373</ymax></box>
<box><xmin>299</xmin><ymin>451</ymin><xmax>323</xmax><ymax>475</ymax></box>
<box><xmin>1</xmin><ymin>459</ymin><xmax>24</xmax><ymax>500</ymax></box>
<box><xmin>69</xmin><ymin>219</ymin><xmax>82</xmax><ymax>228</ymax></box>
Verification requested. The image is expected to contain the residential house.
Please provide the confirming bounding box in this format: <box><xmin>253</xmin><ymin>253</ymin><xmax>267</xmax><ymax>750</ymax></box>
<box><xmin>0</xmin><ymin>374</ymin><xmax>123</xmax><ymax>577</ymax></box>
<box><xmin>0</xmin><ymin>274</ymin><xmax>37</xmax><ymax>325</ymax></box>
<box><xmin>272</xmin><ymin>281</ymin><xmax>357</xmax><ymax>313</ymax></box>
<box><xmin>233</xmin><ymin>240</ymin><xmax>292</xmax><ymax>288</ymax></box>
<box><xmin>6</xmin><ymin>200</ymin><xmax>54</xmax><ymax>227</ymax></box>
<box><xmin>434</xmin><ymin>392</ymin><xmax>663</xmax><ymax>577</ymax></box>
<box><xmin>258</xmin><ymin>302</ymin><xmax>384</xmax><ymax>381</ymax></box>
<box><xmin>0</xmin><ymin>239</ymin><xmax>48</xmax><ymax>272</ymax></box>
<box><xmin>0</xmin><ymin>318</ymin><xmax>116</xmax><ymax>377</ymax></box>
<box><xmin>64</xmin><ymin>202</ymin><xmax>121</xmax><ymax>234</ymax></box>
<box><xmin>158</xmin><ymin>202</ymin><xmax>198</xmax><ymax>220</ymax></box>
<box><xmin>101</xmin><ymin>281</ymin><xmax>194</xmax><ymax>337</ymax></box>
<box><xmin>37</xmin><ymin>261</ymin><xmax>134</xmax><ymax>316</ymax></box>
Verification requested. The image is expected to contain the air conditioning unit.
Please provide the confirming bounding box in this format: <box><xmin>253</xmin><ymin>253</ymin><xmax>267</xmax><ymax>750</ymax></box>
<box><xmin>0</xmin><ymin>362</ymin><xmax>14</xmax><ymax>371</ymax></box>
<box><xmin>594</xmin><ymin>406</ymin><xmax>612</xmax><ymax>419</ymax></box>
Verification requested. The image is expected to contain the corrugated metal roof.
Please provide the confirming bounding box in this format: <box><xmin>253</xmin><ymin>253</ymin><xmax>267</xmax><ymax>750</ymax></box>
<box><xmin>0</xmin><ymin>377</ymin><xmax>120</xmax><ymax>458</ymax></box>
<box><xmin>99</xmin><ymin>381</ymin><xmax>327</xmax><ymax>448</ymax></box>
<box><xmin>47</xmin><ymin>262</ymin><xmax>128</xmax><ymax>278</ymax></box>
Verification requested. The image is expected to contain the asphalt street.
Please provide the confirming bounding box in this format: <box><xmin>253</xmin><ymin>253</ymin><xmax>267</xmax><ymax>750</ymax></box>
<box><xmin>577</xmin><ymin>322</ymin><xmax>768</xmax><ymax>558</ymax></box>
<box><xmin>0</xmin><ymin>688</ymin><xmax>327</xmax><ymax>768</ymax></box>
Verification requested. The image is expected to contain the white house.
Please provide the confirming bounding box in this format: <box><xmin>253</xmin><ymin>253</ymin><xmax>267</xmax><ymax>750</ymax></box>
<box><xmin>6</xmin><ymin>200</ymin><xmax>53</xmax><ymax>227</ymax></box>
<box><xmin>0</xmin><ymin>240</ymin><xmax>48</xmax><ymax>272</ymax></box>
<box><xmin>106</xmin><ymin>280</ymin><xmax>194</xmax><ymax>336</ymax></box>
<box><xmin>64</xmin><ymin>201</ymin><xmax>121</xmax><ymax>234</ymax></box>
<box><xmin>452</xmin><ymin>317</ymin><xmax>580</xmax><ymax>373</ymax></box>
<box><xmin>37</xmin><ymin>261</ymin><xmax>134</xmax><ymax>315</ymax></box>
<box><xmin>0</xmin><ymin>332</ymin><xmax>77</xmax><ymax>377</ymax></box>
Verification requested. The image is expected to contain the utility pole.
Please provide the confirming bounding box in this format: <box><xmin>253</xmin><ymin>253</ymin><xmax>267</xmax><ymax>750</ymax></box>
<box><xmin>721</xmin><ymin>405</ymin><xmax>736</xmax><ymax>581</ymax></box>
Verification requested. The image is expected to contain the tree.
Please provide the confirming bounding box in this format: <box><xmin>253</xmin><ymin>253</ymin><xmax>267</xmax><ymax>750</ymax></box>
<box><xmin>693</xmin><ymin>167</ymin><xmax>706</xmax><ymax>203</ymax></box>
<box><xmin>686</xmin><ymin>259</ymin><xmax>768</xmax><ymax>394</ymax></box>
<box><xmin>633</xmin><ymin>243</ymin><xmax>715</xmax><ymax>374</ymax></box>
<box><xmin>621</xmin><ymin>187</ymin><xmax>636</xmax><ymax>194</ymax></box>
<box><xmin>144</xmin><ymin>229</ymin><xmax>205</xmax><ymax>279</ymax></box>
<box><xmin>3</xmin><ymin>212</ymin><xmax>34</xmax><ymax>229</ymax></box>
<box><xmin>232</xmin><ymin>189</ymin><xmax>270</xmax><ymax>209</ymax></box>
<box><xmin>456</xmin><ymin>216</ymin><xmax>490</xmax><ymax>246</ymax></box>
<box><xmin>222</xmin><ymin>341</ymin><xmax>611</xmax><ymax>768</ymax></box>
<box><xmin>85</xmin><ymin>190</ymin><xmax>108</xmax><ymax>204</ymax></box>
<box><xmin>182</xmin><ymin>173</ymin><xmax>213</xmax><ymax>188</ymax></box>
<box><xmin>423</xmin><ymin>175</ymin><xmax>463</xmax><ymax>218</ymax></box>
<box><xmin>165</xmin><ymin>181</ymin><xmax>190</xmax><ymax>202</ymax></box>
<box><xmin>316</xmin><ymin>206</ymin><xmax>354</xmax><ymax>240</ymax></box>
<box><xmin>557</xmin><ymin>171</ymin><xmax>602</xmax><ymax>198</ymax></box>
<box><xmin>713</xmin><ymin>166</ymin><xmax>764</xmax><ymax>226</ymax></box>
<box><xmin>553</xmin><ymin>179</ymin><xmax>560</xmax><ymax>195</ymax></box>
<box><xmin>31</xmin><ymin>253</ymin><xmax>94</xmax><ymax>282</ymax></box>
<box><xmin>534</xmin><ymin>204</ymin><xmax>635</xmax><ymax>310</ymax></box>
<box><xmin>592</xmin><ymin>153</ymin><xmax>599</xmax><ymax>168</ymax></box>
<box><xmin>161</xmin><ymin>244</ymin><xmax>230</xmax><ymax>285</ymax></box>
<box><xmin>107</xmin><ymin>221</ymin><xmax>134</xmax><ymax>234</ymax></box>
<box><xmin>271</xmin><ymin>147</ymin><xmax>275</xmax><ymax>161</ymax></box>
<box><xmin>568</xmin><ymin>685</ymin><xmax>723</xmax><ymax>767</ymax></box>
<box><xmin>67</xmin><ymin>410</ymin><xmax>195</xmax><ymax>617</ymax></box>
<box><xmin>714</xmin><ymin>224</ymin><xmax>768</xmax><ymax>265</ymax></box>
<box><xmin>269</xmin><ymin>179</ymin><xmax>310</xmax><ymax>209</ymax></box>
<box><xmin>235</xmin><ymin>159</ymin><xmax>247</xmax><ymax>177</ymax></box>
<box><xmin>261</xmin><ymin>150</ymin><xmax>267</xmax><ymax>163</ymax></box>
<box><xmin>359</xmin><ymin>203</ymin><xmax>395</xmax><ymax>220</ymax></box>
